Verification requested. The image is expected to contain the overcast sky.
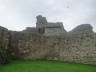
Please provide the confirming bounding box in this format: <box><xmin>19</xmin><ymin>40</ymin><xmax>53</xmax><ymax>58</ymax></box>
<box><xmin>0</xmin><ymin>0</ymin><xmax>96</xmax><ymax>32</ymax></box>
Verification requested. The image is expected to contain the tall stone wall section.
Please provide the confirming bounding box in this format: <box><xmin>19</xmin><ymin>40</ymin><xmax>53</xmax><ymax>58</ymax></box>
<box><xmin>8</xmin><ymin>24</ymin><xmax>96</xmax><ymax>65</ymax></box>
<box><xmin>0</xmin><ymin>24</ymin><xmax>96</xmax><ymax>65</ymax></box>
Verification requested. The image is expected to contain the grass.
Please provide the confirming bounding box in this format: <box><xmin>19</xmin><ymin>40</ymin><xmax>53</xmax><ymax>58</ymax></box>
<box><xmin>0</xmin><ymin>60</ymin><xmax>96</xmax><ymax>72</ymax></box>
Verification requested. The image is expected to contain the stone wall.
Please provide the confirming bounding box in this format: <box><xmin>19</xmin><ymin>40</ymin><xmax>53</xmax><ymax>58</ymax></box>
<box><xmin>0</xmin><ymin>24</ymin><xmax>96</xmax><ymax>65</ymax></box>
<box><xmin>44</xmin><ymin>27</ymin><xmax>64</xmax><ymax>36</ymax></box>
<box><xmin>8</xmin><ymin>24</ymin><xmax>96</xmax><ymax>65</ymax></box>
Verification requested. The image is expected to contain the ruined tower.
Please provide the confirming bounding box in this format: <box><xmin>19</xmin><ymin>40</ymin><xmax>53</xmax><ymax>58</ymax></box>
<box><xmin>36</xmin><ymin>15</ymin><xmax>66</xmax><ymax>35</ymax></box>
<box><xmin>36</xmin><ymin>15</ymin><xmax>47</xmax><ymax>34</ymax></box>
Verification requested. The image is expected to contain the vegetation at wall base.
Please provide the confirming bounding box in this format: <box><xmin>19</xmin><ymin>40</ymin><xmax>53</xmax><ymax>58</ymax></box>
<box><xmin>0</xmin><ymin>50</ymin><xmax>9</xmax><ymax>65</ymax></box>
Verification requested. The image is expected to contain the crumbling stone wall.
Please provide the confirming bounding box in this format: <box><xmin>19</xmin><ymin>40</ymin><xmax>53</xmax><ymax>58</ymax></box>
<box><xmin>0</xmin><ymin>24</ymin><xmax>96</xmax><ymax>65</ymax></box>
<box><xmin>8</xmin><ymin>24</ymin><xmax>96</xmax><ymax>65</ymax></box>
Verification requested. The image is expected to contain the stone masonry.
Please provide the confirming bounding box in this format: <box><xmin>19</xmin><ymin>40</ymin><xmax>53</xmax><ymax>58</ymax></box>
<box><xmin>36</xmin><ymin>15</ymin><xmax>66</xmax><ymax>35</ymax></box>
<box><xmin>0</xmin><ymin>15</ymin><xmax>96</xmax><ymax>65</ymax></box>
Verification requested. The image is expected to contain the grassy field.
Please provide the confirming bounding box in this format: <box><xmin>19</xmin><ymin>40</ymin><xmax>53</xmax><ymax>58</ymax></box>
<box><xmin>0</xmin><ymin>60</ymin><xmax>96</xmax><ymax>72</ymax></box>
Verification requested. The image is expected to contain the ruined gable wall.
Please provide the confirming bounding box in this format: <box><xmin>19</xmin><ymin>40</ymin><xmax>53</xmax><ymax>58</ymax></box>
<box><xmin>36</xmin><ymin>15</ymin><xmax>66</xmax><ymax>35</ymax></box>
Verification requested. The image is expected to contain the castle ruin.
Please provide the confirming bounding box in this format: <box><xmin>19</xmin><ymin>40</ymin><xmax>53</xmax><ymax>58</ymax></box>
<box><xmin>0</xmin><ymin>15</ymin><xmax>96</xmax><ymax>65</ymax></box>
<box><xmin>36</xmin><ymin>15</ymin><xmax>66</xmax><ymax>35</ymax></box>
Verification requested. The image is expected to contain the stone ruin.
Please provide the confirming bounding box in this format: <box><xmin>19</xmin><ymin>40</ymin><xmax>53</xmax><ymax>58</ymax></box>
<box><xmin>36</xmin><ymin>15</ymin><xmax>66</xmax><ymax>35</ymax></box>
<box><xmin>0</xmin><ymin>15</ymin><xmax>96</xmax><ymax>65</ymax></box>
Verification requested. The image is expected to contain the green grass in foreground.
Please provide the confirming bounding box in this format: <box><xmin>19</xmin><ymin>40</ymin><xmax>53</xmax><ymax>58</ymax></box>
<box><xmin>0</xmin><ymin>60</ymin><xmax>96</xmax><ymax>72</ymax></box>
